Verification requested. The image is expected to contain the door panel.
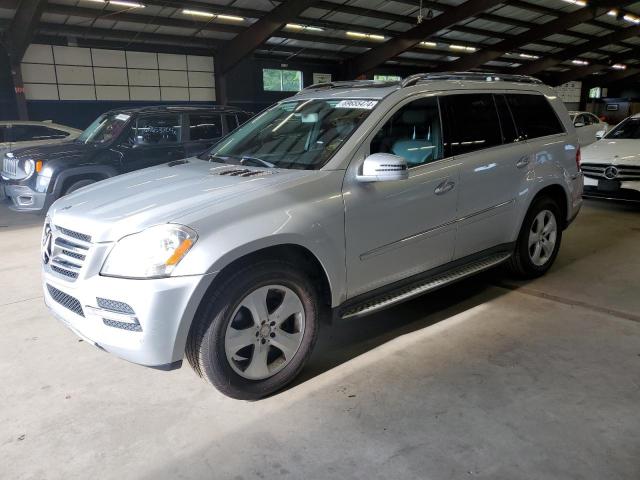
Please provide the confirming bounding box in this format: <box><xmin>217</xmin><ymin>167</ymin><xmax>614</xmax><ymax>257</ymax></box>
<box><xmin>344</xmin><ymin>96</ymin><xmax>459</xmax><ymax>298</ymax></box>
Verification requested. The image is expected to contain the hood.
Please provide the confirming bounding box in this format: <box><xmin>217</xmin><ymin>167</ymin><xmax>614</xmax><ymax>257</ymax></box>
<box><xmin>48</xmin><ymin>158</ymin><xmax>315</xmax><ymax>242</ymax></box>
<box><xmin>8</xmin><ymin>141</ymin><xmax>97</xmax><ymax>162</ymax></box>
<box><xmin>581</xmin><ymin>139</ymin><xmax>640</xmax><ymax>166</ymax></box>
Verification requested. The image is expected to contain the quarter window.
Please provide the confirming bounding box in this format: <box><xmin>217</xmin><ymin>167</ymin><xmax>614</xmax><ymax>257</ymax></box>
<box><xmin>440</xmin><ymin>94</ymin><xmax>502</xmax><ymax>155</ymax></box>
<box><xmin>132</xmin><ymin>115</ymin><xmax>180</xmax><ymax>145</ymax></box>
<box><xmin>506</xmin><ymin>94</ymin><xmax>564</xmax><ymax>139</ymax></box>
<box><xmin>370</xmin><ymin>97</ymin><xmax>443</xmax><ymax>167</ymax></box>
<box><xmin>189</xmin><ymin>114</ymin><xmax>222</xmax><ymax>141</ymax></box>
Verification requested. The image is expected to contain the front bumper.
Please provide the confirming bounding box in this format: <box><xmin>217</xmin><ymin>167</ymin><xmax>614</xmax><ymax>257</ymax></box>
<box><xmin>43</xmin><ymin>269</ymin><xmax>214</xmax><ymax>367</ymax></box>
<box><xmin>4</xmin><ymin>183</ymin><xmax>50</xmax><ymax>212</ymax></box>
<box><xmin>583</xmin><ymin>176</ymin><xmax>640</xmax><ymax>202</ymax></box>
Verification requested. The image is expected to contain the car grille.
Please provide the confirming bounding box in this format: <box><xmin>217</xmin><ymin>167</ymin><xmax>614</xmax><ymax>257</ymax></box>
<box><xmin>2</xmin><ymin>156</ymin><xmax>18</xmax><ymax>178</ymax></box>
<box><xmin>46</xmin><ymin>284</ymin><xmax>84</xmax><ymax>317</ymax></box>
<box><xmin>581</xmin><ymin>163</ymin><xmax>640</xmax><ymax>181</ymax></box>
<box><xmin>46</xmin><ymin>225</ymin><xmax>92</xmax><ymax>282</ymax></box>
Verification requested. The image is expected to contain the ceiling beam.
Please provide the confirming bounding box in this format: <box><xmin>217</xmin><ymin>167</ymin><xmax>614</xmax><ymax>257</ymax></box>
<box><xmin>346</xmin><ymin>0</ymin><xmax>504</xmax><ymax>77</ymax></box>
<box><xmin>443</xmin><ymin>0</ymin><xmax>633</xmax><ymax>72</ymax></box>
<box><xmin>585</xmin><ymin>67</ymin><xmax>640</xmax><ymax>86</ymax></box>
<box><xmin>514</xmin><ymin>24</ymin><xmax>640</xmax><ymax>75</ymax></box>
<box><xmin>216</xmin><ymin>0</ymin><xmax>320</xmax><ymax>75</ymax></box>
<box><xmin>4</xmin><ymin>0</ymin><xmax>47</xmax><ymax>62</ymax></box>
<box><xmin>546</xmin><ymin>46</ymin><xmax>640</xmax><ymax>85</ymax></box>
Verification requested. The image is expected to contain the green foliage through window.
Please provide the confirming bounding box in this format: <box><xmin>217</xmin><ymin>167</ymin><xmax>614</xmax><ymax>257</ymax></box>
<box><xmin>263</xmin><ymin>69</ymin><xmax>303</xmax><ymax>92</ymax></box>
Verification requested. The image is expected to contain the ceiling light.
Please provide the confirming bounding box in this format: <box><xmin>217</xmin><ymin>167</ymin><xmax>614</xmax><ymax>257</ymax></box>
<box><xmin>623</xmin><ymin>14</ymin><xmax>640</xmax><ymax>24</ymax></box>
<box><xmin>420</xmin><ymin>41</ymin><xmax>437</xmax><ymax>47</ymax></box>
<box><xmin>607</xmin><ymin>9</ymin><xmax>618</xmax><ymax>16</ymax></box>
<box><xmin>285</xmin><ymin>23</ymin><xmax>323</xmax><ymax>32</ymax></box>
<box><xmin>109</xmin><ymin>0</ymin><xmax>145</xmax><ymax>7</ymax></box>
<box><xmin>519</xmin><ymin>53</ymin><xmax>540</xmax><ymax>59</ymax></box>
<box><xmin>346</xmin><ymin>31</ymin><xmax>385</xmax><ymax>41</ymax></box>
<box><xmin>449</xmin><ymin>44</ymin><xmax>476</xmax><ymax>52</ymax></box>
<box><xmin>612</xmin><ymin>64</ymin><xmax>627</xmax><ymax>70</ymax></box>
<box><xmin>572</xmin><ymin>59</ymin><xmax>589</xmax><ymax>66</ymax></box>
<box><xmin>182</xmin><ymin>9</ymin><xmax>244</xmax><ymax>21</ymax></box>
<box><xmin>561</xmin><ymin>0</ymin><xmax>587</xmax><ymax>6</ymax></box>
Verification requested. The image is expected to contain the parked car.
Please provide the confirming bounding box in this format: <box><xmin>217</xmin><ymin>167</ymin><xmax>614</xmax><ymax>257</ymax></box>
<box><xmin>569</xmin><ymin>111</ymin><xmax>608</xmax><ymax>147</ymax></box>
<box><xmin>1</xmin><ymin>105</ymin><xmax>251</xmax><ymax>213</ymax></box>
<box><xmin>41</xmin><ymin>73</ymin><xmax>583</xmax><ymax>399</ymax></box>
<box><xmin>580</xmin><ymin>114</ymin><xmax>640</xmax><ymax>202</ymax></box>
<box><xmin>0</xmin><ymin>120</ymin><xmax>81</xmax><ymax>158</ymax></box>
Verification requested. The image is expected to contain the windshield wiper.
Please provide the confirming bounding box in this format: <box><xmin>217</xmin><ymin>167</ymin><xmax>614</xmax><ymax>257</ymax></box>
<box><xmin>239</xmin><ymin>156</ymin><xmax>275</xmax><ymax>168</ymax></box>
<box><xmin>207</xmin><ymin>154</ymin><xmax>275</xmax><ymax>168</ymax></box>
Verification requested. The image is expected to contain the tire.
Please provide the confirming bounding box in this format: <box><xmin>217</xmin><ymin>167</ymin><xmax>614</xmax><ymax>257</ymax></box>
<box><xmin>64</xmin><ymin>179</ymin><xmax>96</xmax><ymax>196</ymax></box>
<box><xmin>507</xmin><ymin>196</ymin><xmax>563</xmax><ymax>278</ymax></box>
<box><xmin>186</xmin><ymin>259</ymin><xmax>320</xmax><ymax>400</ymax></box>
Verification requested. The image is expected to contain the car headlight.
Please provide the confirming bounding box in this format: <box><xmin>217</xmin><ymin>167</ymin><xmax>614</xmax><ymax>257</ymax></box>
<box><xmin>101</xmin><ymin>224</ymin><xmax>197</xmax><ymax>279</ymax></box>
<box><xmin>23</xmin><ymin>159</ymin><xmax>35</xmax><ymax>177</ymax></box>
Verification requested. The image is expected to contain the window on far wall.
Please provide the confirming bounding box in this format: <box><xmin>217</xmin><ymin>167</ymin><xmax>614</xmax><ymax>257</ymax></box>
<box><xmin>374</xmin><ymin>74</ymin><xmax>401</xmax><ymax>81</ymax></box>
<box><xmin>263</xmin><ymin>69</ymin><xmax>303</xmax><ymax>92</ymax></box>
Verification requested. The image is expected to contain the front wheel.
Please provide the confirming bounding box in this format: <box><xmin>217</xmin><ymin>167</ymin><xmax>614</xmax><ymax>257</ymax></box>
<box><xmin>186</xmin><ymin>260</ymin><xmax>319</xmax><ymax>400</ymax></box>
<box><xmin>507</xmin><ymin>197</ymin><xmax>563</xmax><ymax>278</ymax></box>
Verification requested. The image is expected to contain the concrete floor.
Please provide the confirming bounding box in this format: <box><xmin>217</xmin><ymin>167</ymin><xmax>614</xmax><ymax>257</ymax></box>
<box><xmin>1</xmin><ymin>199</ymin><xmax>639</xmax><ymax>480</ymax></box>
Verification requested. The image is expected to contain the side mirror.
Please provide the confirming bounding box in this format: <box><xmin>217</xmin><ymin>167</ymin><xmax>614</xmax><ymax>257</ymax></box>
<box><xmin>574</xmin><ymin>122</ymin><xmax>585</xmax><ymax>128</ymax></box>
<box><xmin>356</xmin><ymin>153</ymin><xmax>408</xmax><ymax>183</ymax></box>
<box><xmin>596</xmin><ymin>130</ymin><xmax>605</xmax><ymax>140</ymax></box>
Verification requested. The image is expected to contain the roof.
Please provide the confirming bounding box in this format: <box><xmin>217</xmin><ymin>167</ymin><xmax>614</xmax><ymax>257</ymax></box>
<box><xmin>104</xmin><ymin>105</ymin><xmax>249</xmax><ymax>115</ymax></box>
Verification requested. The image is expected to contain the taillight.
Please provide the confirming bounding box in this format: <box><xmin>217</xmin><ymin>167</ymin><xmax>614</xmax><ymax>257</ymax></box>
<box><xmin>576</xmin><ymin>146</ymin><xmax>581</xmax><ymax>171</ymax></box>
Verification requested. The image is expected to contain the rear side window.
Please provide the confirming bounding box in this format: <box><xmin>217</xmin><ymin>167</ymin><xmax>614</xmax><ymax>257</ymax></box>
<box><xmin>506</xmin><ymin>94</ymin><xmax>564</xmax><ymax>139</ymax></box>
<box><xmin>494</xmin><ymin>94</ymin><xmax>520</xmax><ymax>144</ymax></box>
<box><xmin>189</xmin><ymin>114</ymin><xmax>222</xmax><ymax>141</ymax></box>
<box><xmin>441</xmin><ymin>93</ymin><xmax>502</xmax><ymax>155</ymax></box>
<box><xmin>11</xmin><ymin>125</ymin><xmax>70</xmax><ymax>142</ymax></box>
<box><xmin>224</xmin><ymin>114</ymin><xmax>239</xmax><ymax>132</ymax></box>
<box><xmin>133</xmin><ymin>115</ymin><xmax>180</xmax><ymax>145</ymax></box>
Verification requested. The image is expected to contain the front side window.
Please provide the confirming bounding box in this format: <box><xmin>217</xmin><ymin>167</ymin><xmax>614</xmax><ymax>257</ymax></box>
<box><xmin>440</xmin><ymin>93</ymin><xmax>502</xmax><ymax>156</ymax></box>
<box><xmin>205</xmin><ymin>99</ymin><xmax>375</xmax><ymax>170</ymax></box>
<box><xmin>263</xmin><ymin>69</ymin><xmax>303</xmax><ymax>92</ymax></box>
<box><xmin>132</xmin><ymin>115</ymin><xmax>180</xmax><ymax>145</ymax></box>
<box><xmin>506</xmin><ymin>94</ymin><xmax>564</xmax><ymax>140</ymax></box>
<box><xmin>189</xmin><ymin>114</ymin><xmax>222</xmax><ymax>141</ymax></box>
<box><xmin>77</xmin><ymin>113</ymin><xmax>131</xmax><ymax>145</ymax></box>
<box><xmin>370</xmin><ymin>97</ymin><xmax>443</xmax><ymax>167</ymax></box>
<box><xmin>224</xmin><ymin>114</ymin><xmax>239</xmax><ymax>131</ymax></box>
<box><xmin>605</xmin><ymin>117</ymin><xmax>640</xmax><ymax>139</ymax></box>
<box><xmin>11</xmin><ymin>125</ymin><xmax>70</xmax><ymax>142</ymax></box>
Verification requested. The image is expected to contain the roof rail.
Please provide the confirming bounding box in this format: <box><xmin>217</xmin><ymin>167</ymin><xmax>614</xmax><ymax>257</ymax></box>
<box><xmin>302</xmin><ymin>80</ymin><xmax>399</xmax><ymax>91</ymax></box>
<box><xmin>401</xmin><ymin>72</ymin><xmax>544</xmax><ymax>87</ymax></box>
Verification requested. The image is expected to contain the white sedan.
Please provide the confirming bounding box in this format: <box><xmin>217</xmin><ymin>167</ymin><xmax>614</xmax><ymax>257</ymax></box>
<box><xmin>580</xmin><ymin>114</ymin><xmax>640</xmax><ymax>202</ymax></box>
<box><xmin>569</xmin><ymin>111</ymin><xmax>608</xmax><ymax>147</ymax></box>
<box><xmin>0</xmin><ymin>120</ymin><xmax>81</xmax><ymax>158</ymax></box>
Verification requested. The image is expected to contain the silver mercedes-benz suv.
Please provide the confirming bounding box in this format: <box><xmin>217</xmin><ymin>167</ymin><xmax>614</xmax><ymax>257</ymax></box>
<box><xmin>41</xmin><ymin>73</ymin><xmax>583</xmax><ymax>399</ymax></box>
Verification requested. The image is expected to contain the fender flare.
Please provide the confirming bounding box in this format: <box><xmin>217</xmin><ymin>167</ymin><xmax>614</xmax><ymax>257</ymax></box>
<box><xmin>51</xmin><ymin>165</ymin><xmax>119</xmax><ymax>197</ymax></box>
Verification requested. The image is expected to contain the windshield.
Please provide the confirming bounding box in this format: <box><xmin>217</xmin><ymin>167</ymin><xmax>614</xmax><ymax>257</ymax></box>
<box><xmin>203</xmin><ymin>98</ymin><xmax>377</xmax><ymax>169</ymax></box>
<box><xmin>76</xmin><ymin>112</ymin><xmax>131</xmax><ymax>144</ymax></box>
<box><xmin>605</xmin><ymin>117</ymin><xmax>640</xmax><ymax>140</ymax></box>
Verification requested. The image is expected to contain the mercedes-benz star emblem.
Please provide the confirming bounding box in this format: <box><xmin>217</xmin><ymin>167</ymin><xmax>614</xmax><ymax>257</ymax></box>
<box><xmin>604</xmin><ymin>165</ymin><xmax>619</xmax><ymax>180</ymax></box>
<box><xmin>42</xmin><ymin>224</ymin><xmax>52</xmax><ymax>264</ymax></box>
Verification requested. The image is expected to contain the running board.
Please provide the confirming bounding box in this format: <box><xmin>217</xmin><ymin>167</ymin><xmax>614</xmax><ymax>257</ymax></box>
<box><xmin>341</xmin><ymin>253</ymin><xmax>511</xmax><ymax>320</ymax></box>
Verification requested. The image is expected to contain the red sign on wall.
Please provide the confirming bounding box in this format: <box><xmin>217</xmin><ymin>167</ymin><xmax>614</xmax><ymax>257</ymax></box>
<box><xmin>15</xmin><ymin>86</ymin><xmax>25</xmax><ymax>94</ymax></box>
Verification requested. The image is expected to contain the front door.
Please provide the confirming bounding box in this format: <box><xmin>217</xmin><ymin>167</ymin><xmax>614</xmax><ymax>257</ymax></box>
<box><xmin>119</xmin><ymin>113</ymin><xmax>185</xmax><ymax>172</ymax></box>
<box><xmin>344</xmin><ymin>96</ymin><xmax>459</xmax><ymax>298</ymax></box>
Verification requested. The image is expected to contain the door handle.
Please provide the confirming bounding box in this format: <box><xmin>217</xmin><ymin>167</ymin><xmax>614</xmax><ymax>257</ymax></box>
<box><xmin>516</xmin><ymin>155</ymin><xmax>530</xmax><ymax>169</ymax></box>
<box><xmin>434</xmin><ymin>180</ymin><xmax>455</xmax><ymax>195</ymax></box>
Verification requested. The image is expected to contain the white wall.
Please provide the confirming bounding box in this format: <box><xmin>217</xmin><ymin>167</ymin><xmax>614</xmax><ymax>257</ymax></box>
<box><xmin>21</xmin><ymin>44</ymin><xmax>216</xmax><ymax>102</ymax></box>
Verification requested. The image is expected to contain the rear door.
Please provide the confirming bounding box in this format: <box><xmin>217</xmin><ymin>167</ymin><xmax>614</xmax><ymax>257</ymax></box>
<box><xmin>120</xmin><ymin>113</ymin><xmax>185</xmax><ymax>172</ymax></box>
<box><xmin>184</xmin><ymin>112</ymin><xmax>223</xmax><ymax>157</ymax></box>
<box><xmin>441</xmin><ymin>92</ymin><xmax>526</xmax><ymax>259</ymax></box>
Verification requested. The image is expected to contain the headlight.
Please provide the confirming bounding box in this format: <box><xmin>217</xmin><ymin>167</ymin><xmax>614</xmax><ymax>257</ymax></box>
<box><xmin>23</xmin><ymin>159</ymin><xmax>35</xmax><ymax>177</ymax></box>
<box><xmin>101</xmin><ymin>224</ymin><xmax>197</xmax><ymax>279</ymax></box>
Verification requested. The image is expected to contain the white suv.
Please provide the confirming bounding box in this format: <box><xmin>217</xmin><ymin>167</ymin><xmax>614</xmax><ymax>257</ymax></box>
<box><xmin>41</xmin><ymin>73</ymin><xmax>583</xmax><ymax>399</ymax></box>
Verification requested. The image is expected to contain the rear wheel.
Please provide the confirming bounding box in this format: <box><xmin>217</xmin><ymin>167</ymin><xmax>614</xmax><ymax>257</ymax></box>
<box><xmin>186</xmin><ymin>260</ymin><xmax>319</xmax><ymax>400</ymax></box>
<box><xmin>507</xmin><ymin>197</ymin><xmax>562</xmax><ymax>278</ymax></box>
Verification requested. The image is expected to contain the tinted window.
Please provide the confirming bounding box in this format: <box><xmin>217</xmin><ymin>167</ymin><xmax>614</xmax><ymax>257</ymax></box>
<box><xmin>494</xmin><ymin>94</ymin><xmax>520</xmax><ymax>144</ymax></box>
<box><xmin>189</xmin><ymin>114</ymin><xmax>222</xmax><ymax>141</ymax></box>
<box><xmin>224</xmin><ymin>114</ymin><xmax>239</xmax><ymax>132</ymax></box>
<box><xmin>133</xmin><ymin>115</ymin><xmax>180</xmax><ymax>145</ymax></box>
<box><xmin>506</xmin><ymin>94</ymin><xmax>564</xmax><ymax>139</ymax></box>
<box><xmin>0</xmin><ymin>126</ymin><xmax>6</xmax><ymax>143</ymax></box>
<box><xmin>441</xmin><ymin>94</ymin><xmax>502</xmax><ymax>156</ymax></box>
<box><xmin>371</xmin><ymin>97</ymin><xmax>443</xmax><ymax>167</ymax></box>
<box><xmin>11</xmin><ymin>125</ymin><xmax>70</xmax><ymax>142</ymax></box>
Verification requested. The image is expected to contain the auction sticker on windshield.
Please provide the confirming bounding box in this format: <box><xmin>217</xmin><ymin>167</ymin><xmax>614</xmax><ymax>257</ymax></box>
<box><xmin>335</xmin><ymin>100</ymin><xmax>378</xmax><ymax>110</ymax></box>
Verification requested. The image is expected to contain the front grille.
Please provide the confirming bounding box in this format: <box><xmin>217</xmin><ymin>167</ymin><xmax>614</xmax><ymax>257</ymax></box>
<box><xmin>2</xmin><ymin>156</ymin><xmax>18</xmax><ymax>178</ymax></box>
<box><xmin>581</xmin><ymin>163</ymin><xmax>640</xmax><ymax>181</ymax></box>
<box><xmin>96</xmin><ymin>298</ymin><xmax>135</xmax><ymax>314</ymax></box>
<box><xmin>47</xmin><ymin>284</ymin><xmax>84</xmax><ymax>317</ymax></box>
<box><xmin>47</xmin><ymin>225</ymin><xmax>92</xmax><ymax>282</ymax></box>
